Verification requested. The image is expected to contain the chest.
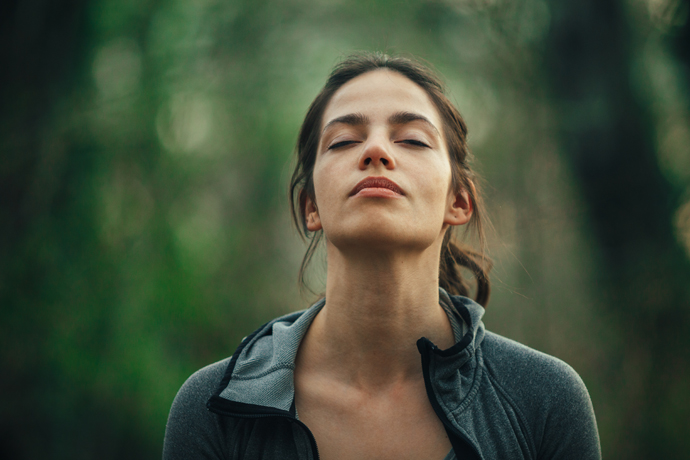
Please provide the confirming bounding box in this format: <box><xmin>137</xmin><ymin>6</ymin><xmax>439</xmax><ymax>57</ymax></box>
<box><xmin>294</xmin><ymin>380</ymin><xmax>452</xmax><ymax>460</ymax></box>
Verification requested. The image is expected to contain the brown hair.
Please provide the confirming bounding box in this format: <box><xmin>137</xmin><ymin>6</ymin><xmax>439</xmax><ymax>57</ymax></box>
<box><xmin>289</xmin><ymin>52</ymin><xmax>491</xmax><ymax>307</ymax></box>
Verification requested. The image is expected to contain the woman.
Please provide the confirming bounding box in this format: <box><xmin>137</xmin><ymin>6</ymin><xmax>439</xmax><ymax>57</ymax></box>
<box><xmin>163</xmin><ymin>53</ymin><xmax>601</xmax><ymax>460</ymax></box>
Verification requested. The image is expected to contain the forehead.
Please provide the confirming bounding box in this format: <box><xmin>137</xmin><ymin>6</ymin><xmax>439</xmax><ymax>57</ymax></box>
<box><xmin>321</xmin><ymin>69</ymin><xmax>442</xmax><ymax>130</ymax></box>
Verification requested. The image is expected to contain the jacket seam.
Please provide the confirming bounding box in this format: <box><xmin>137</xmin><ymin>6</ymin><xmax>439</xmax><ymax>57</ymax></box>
<box><xmin>484</xmin><ymin>361</ymin><xmax>537</xmax><ymax>459</ymax></box>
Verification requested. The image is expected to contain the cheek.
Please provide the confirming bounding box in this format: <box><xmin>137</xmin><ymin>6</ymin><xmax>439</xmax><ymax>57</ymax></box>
<box><xmin>311</xmin><ymin>160</ymin><xmax>339</xmax><ymax>217</ymax></box>
<box><xmin>412</xmin><ymin>159</ymin><xmax>453</xmax><ymax>205</ymax></box>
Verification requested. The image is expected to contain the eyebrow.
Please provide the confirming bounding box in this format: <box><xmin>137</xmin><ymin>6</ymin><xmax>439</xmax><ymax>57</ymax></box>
<box><xmin>321</xmin><ymin>111</ymin><xmax>440</xmax><ymax>136</ymax></box>
<box><xmin>322</xmin><ymin>112</ymin><xmax>370</xmax><ymax>134</ymax></box>
<box><xmin>388</xmin><ymin>111</ymin><xmax>440</xmax><ymax>136</ymax></box>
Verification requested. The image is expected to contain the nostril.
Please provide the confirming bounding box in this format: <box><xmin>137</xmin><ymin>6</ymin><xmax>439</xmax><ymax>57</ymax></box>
<box><xmin>381</xmin><ymin>158</ymin><xmax>388</xmax><ymax>165</ymax></box>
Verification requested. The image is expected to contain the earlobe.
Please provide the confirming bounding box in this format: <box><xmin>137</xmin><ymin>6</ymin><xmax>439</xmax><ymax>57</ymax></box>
<box><xmin>305</xmin><ymin>196</ymin><xmax>322</xmax><ymax>232</ymax></box>
<box><xmin>445</xmin><ymin>189</ymin><xmax>473</xmax><ymax>226</ymax></box>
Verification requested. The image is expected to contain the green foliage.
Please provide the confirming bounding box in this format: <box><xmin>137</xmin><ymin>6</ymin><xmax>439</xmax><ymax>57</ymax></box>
<box><xmin>2</xmin><ymin>0</ymin><xmax>689</xmax><ymax>458</ymax></box>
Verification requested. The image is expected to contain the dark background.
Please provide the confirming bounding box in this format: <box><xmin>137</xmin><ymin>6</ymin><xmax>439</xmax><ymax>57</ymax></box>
<box><xmin>2</xmin><ymin>0</ymin><xmax>689</xmax><ymax>458</ymax></box>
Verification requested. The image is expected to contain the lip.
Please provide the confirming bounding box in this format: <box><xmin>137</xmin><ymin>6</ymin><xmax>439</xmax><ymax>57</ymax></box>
<box><xmin>349</xmin><ymin>176</ymin><xmax>405</xmax><ymax>197</ymax></box>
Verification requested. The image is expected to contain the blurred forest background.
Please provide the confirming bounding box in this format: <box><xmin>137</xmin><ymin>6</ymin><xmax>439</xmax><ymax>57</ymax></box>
<box><xmin>2</xmin><ymin>0</ymin><xmax>689</xmax><ymax>458</ymax></box>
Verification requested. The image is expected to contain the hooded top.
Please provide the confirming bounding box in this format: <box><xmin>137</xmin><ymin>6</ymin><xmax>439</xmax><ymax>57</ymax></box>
<box><xmin>163</xmin><ymin>290</ymin><xmax>601</xmax><ymax>460</ymax></box>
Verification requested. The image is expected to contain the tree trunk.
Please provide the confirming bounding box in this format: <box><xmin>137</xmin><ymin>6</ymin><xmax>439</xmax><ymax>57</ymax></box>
<box><xmin>546</xmin><ymin>0</ymin><xmax>690</xmax><ymax>458</ymax></box>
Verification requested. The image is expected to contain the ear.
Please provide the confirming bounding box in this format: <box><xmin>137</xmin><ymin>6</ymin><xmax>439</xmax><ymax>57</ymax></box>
<box><xmin>304</xmin><ymin>195</ymin><xmax>322</xmax><ymax>231</ymax></box>
<box><xmin>444</xmin><ymin>188</ymin><xmax>473</xmax><ymax>226</ymax></box>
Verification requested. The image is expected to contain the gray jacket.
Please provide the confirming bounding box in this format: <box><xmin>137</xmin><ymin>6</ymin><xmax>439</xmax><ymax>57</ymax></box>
<box><xmin>163</xmin><ymin>291</ymin><xmax>601</xmax><ymax>459</ymax></box>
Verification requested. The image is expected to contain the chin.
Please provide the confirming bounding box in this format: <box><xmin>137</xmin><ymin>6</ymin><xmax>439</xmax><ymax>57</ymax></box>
<box><xmin>324</xmin><ymin>220</ymin><xmax>440</xmax><ymax>254</ymax></box>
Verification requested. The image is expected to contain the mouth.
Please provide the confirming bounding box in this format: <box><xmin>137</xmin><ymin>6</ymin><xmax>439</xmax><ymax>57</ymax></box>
<box><xmin>349</xmin><ymin>176</ymin><xmax>405</xmax><ymax>197</ymax></box>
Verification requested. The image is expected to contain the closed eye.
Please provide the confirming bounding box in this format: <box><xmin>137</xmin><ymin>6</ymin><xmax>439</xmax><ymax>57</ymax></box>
<box><xmin>397</xmin><ymin>139</ymin><xmax>430</xmax><ymax>148</ymax></box>
<box><xmin>328</xmin><ymin>140</ymin><xmax>360</xmax><ymax>150</ymax></box>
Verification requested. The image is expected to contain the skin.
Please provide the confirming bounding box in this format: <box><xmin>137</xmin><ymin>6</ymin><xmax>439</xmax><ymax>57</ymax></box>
<box><xmin>294</xmin><ymin>69</ymin><xmax>473</xmax><ymax>460</ymax></box>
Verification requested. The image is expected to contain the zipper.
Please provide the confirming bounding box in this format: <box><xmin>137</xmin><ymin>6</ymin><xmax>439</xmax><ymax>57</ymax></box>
<box><xmin>417</xmin><ymin>338</ymin><xmax>483</xmax><ymax>460</ymax></box>
<box><xmin>294</xmin><ymin>417</ymin><xmax>320</xmax><ymax>460</ymax></box>
<box><xmin>207</xmin><ymin>399</ymin><xmax>320</xmax><ymax>460</ymax></box>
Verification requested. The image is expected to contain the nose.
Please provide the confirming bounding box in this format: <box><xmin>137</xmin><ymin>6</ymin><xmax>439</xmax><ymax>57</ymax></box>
<box><xmin>358</xmin><ymin>135</ymin><xmax>396</xmax><ymax>170</ymax></box>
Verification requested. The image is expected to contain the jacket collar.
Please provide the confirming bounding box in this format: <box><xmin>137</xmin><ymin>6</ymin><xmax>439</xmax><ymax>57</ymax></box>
<box><xmin>209</xmin><ymin>289</ymin><xmax>486</xmax><ymax>416</ymax></box>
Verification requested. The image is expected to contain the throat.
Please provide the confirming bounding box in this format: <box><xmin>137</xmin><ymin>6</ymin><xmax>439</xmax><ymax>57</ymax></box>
<box><xmin>295</xmin><ymin>286</ymin><xmax>457</xmax><ymax>391</ymax></box>
<box><xmin>294</xmin><ymin>368</ymin><xmax>453</xmax><ymax>460</ymax></box>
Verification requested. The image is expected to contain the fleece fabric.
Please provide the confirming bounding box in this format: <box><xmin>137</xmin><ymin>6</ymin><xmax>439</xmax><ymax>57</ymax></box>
<box><xmin>163</xmin><ymin>290</ymin><xmax>601</xmax><ymax>460</ymax></box>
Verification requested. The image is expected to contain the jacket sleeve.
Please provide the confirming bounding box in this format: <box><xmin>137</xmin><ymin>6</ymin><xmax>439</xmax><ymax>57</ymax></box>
<box><xmin>535</xmin><ymin>361</ymin><xmax>601</xmax><ymax>460</ymax></box>
<box><xmin>163</xmin><ymin>359</ymin><xmax>232</xmax><ymax>460</ymax></box>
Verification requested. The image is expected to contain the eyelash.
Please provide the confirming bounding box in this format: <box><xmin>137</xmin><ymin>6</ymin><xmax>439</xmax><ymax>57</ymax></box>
<box><xmin>398</xmin><ymin>139</ymin><xmax>430</xmax><ymax>148</ymax></box>
<box><xmin>328</xmin><ymin>139</ymin><xmax>430</xmax><ymax>150</ymax></box>
<box><xmin>328</xmin><ymin>140</ymin><xmax>359</xmax><ymax>150</ymax></box>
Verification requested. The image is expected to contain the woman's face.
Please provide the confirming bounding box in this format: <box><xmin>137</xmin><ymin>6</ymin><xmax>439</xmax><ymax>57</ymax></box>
<box><xmin>306</xmin><ymin>69</ymin><xmax>471</xmax><ymax>253</ymax></box>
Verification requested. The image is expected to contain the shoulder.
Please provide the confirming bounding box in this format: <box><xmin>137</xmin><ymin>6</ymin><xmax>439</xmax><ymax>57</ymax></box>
<box><xmin>480</xmin><ymin>331</ymin><xmax>601</xmax><ymax>459</ymax></box>
<box><xmin>176</xmin><ymin>358</ymin><xmax>231</xmax><ymax>402</ymax></box>
<box><xmin>163</xmin><ymin>358</ymin><xmax>233</xmax><ymax>460</ymax></box>
<box><xmin>481</xmin><ymin>331</ymin><xmax>588</xmax><ymax>400</ymax></box>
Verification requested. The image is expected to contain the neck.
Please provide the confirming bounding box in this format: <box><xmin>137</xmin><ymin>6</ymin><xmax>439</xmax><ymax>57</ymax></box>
<box><xmin>298</xmin><ymin>242</ymin><xmax>455</xmax><ymax>391</ymax></box>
